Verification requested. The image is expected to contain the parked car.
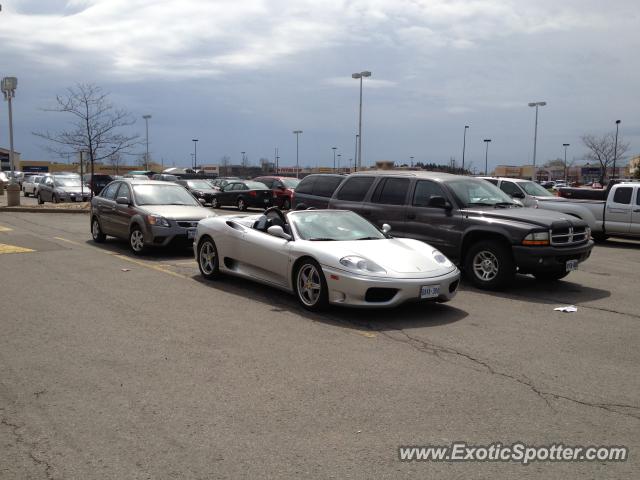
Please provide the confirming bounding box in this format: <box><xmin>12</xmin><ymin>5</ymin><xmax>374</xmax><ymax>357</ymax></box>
<box><xmin>480</xmin><ymin>177</ymin><xmax>557</xmax><ymax>207</ymax></box>
<box><xmin>82</xmin><ymin>174</ymin><xmax>114</xmax><ymax>195</ymax></box>
<box><xmin>535</xmin><ymin>181</ymin><xmax>640</xmax><ymax>242</ymax></box>
<box><xmin>90</xmin><ymin>179</ymin><xmax>215</xmax><ymax>254</ymax></box>
<box><xmin>37</xmin><ymin>175</ymin><xmax>91</xmax><ymax>204</ymax></box>
<box><xmin>22</xmin><ymin>175</ymin><xmax>43</xmax><ymax>197</ymax></box>
<box><xmin>195</xmin><ymin>208</ymin><xmax>460</xmax><ymax>310</ymax></box>
<box><xmin>292</xmin><ymin>174</ymin><xmax>345</xmax><ymax>209</ymax></box>
<box><xmin>211</xmin><ymin>180</ymin><xmax>275</xmax><ymax>210</ymax></box>
<box><xmin>176</xmin><ymin>179</ymin><xmax>218</xmax><ymax>205</ymax></box>
<box><xmin>327</xmin><ymin>171</ymin><xmax>594</xmax><ymax>289</ymax></box>
<box><xmin>151</xmin><ymin>173</ymin><xmax>179</xmax><ymax>182</ymax></box>
<box><xmin>253</xmin><ymin>176</ymin><xmax>300</xmax><ymax>210</ymax></box>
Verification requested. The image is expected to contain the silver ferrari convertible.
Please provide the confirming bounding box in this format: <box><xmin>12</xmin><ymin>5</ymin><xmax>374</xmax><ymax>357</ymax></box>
<box><xmin>194</xmin><ymin>208</ymin><xmax>460</xmax><ymax>310</ymax></box>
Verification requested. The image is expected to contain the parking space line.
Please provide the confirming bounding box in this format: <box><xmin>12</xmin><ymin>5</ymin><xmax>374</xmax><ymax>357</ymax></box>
<box><xmin>53</xmin><ymin>236</ymin><xmax>84</xmax><ymax>246</ymax></box>
<box><xmin>0</xmin><ymin>243</ymin><xmax>35</xmax><ymax>254</ymax></box>
<box><xmin>113</xmin><ymin>254</ymin><xmax>190</xmax><ymax>280</ymax></box>
<box><xmin>0</xmin><ymin>225</ymin><xmax>13</xmax><ymax>232</ymax></box>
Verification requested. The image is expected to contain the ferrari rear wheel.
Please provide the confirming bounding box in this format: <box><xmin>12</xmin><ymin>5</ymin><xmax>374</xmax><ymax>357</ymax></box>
<box><xmin>198</xmin><ymin>236</ymin><xmax>220</xmax><ymax>279</ymax></box>
<box><xmin>295</xmin><ymin>258</ymin><xmax>328</xmax><ymax>311</ymax></box>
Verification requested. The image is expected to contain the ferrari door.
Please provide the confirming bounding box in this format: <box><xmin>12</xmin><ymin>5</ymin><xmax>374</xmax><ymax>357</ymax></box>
<box><xmin>238</xmin><ymin>228</ymin><xmax>291</xmax><ymax>287</ymax></box>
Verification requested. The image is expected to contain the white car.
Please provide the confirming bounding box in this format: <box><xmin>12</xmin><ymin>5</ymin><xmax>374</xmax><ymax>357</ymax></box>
<box><xmin>194</xmin><ymin>208</ymin><xmax>460</xmax><ymax>310</ymax></box>
<box><xmin>22</xmin><ymin>175</ymin><xmax>43</xmax><ymax>196</ymax></box>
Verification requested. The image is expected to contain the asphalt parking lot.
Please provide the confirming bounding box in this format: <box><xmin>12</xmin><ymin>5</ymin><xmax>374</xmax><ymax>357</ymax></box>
<box><xmin>0</xmin><ymin>211</ymin><xmax>638</xmax><ymax>479</ymax></box>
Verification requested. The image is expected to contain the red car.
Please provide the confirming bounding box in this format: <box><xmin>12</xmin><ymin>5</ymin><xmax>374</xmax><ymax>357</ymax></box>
<box><xmin>253</xmin><ymin>176</ymin><xmax>300</xmax><ymax>210</ymax></box>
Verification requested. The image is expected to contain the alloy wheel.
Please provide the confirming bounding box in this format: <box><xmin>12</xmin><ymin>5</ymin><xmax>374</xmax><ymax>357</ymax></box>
<box><xmin>199</xmin><ymin>240</ymin><xmax>216</xmax><ymax>275</ymax></box>
<box><xmin>297</xmin><ymin>264</ymin><xmax>322</xmax><ymax>307</ymax></box>
<box><xmin>472</xmin><ymin>250</ymin><xmax>499</xmax><ymax>282</ymax></box>
<box><xmin>130</xmin><ymin>229</ymin><xmax>144</xmax><ymax>252</ymax></box>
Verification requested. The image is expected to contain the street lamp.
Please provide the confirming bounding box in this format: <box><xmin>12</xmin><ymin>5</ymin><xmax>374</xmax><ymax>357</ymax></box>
<box><xmin>142</xmin><ymin>114</ymin><xmax>151</xmax><ymax>170</ymax></box>
<box><xmin>354</xmin><ymin>134</ymin><xmax>359</xmax><ymax>172</ymax></box>
<box><xmin>563</xmin><ymin>143</ymin><xmax>570</xmax><ymax>183</ymax></box>
<box><xmin>192</xmin><ymin>139</ymin><xmax>198</xmax><ymax>170</ymax></box>
<box><xmin>462</xmin><ymin>125</ymin><xmax>469</xmax><ymax>173</ymax></box>
<box><xmin>2</xmin><ymin>77</ymin><xmax>19</xmax><ymax>206</ymax></box>
<box><xmin>337</xmin><ymin>154</ymin><xmax>342</xmax><ymax>172</ymax></box>
<box><xmin>352</xmin><ymin>70</ymin><xmax>372</xmax><ymax>170</ymax></box>
<box><xmin>410</xmin><ymin>156</ymin><xmax>414</xmax><ymax>168</ymax></box>
<box><xmin>331</xmin><ymin>147</ymin><xmax>337</xmax><ymax>171</ymax></box>
<box><xmin>528</xmin><ymin>101</ymin><xmax>546</xmax><ymax>179</ymax></box>
<box><xmin>483</xmin><ymin>139</ymin><xmax>492</xmax><ymax>175</ymax></box>
<box><xmin>613</xmin><ymin>120</ymin><xmax>621</xmax><ymax>181</ymax></box>
<box><xmin>293</xmin><ymin>130</ymin><xmax>303</xmax><ymax>178</ymax></box>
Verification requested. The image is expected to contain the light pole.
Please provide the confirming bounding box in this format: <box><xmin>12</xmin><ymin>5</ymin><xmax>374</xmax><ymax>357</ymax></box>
<box><xmin>483</xmin><ymin>139</ymin><xmax>492</xmax><ymax>175</ymax></box>
<box><xmin>528</xmin><ymin>101</ymin><xmax>546</xmax><ymax>179</ymax></box>
<box><xmin>337</xmin><ymin>154</ymin><xmax>342</xmax><ymax>172</ymax></box>
<box><xmin>352</xmin><ymin>71</ymin><xmax>371</xmax><ymax>170</ymax></box>
<box><xmin>332</xmin><ymin>147</ymin><xmax>337</xmax><ymax>171</ymax></box>
<box><xmin>563</xmin><ymin>143</ymin><xmax>570</xmax><ymax>183</ymax></box>
<box><xmin>613</xmin><ymin>120</ymin><xmax>621</xmax><ymax>181</ymax></box>
<box><xmin>2</xmin><ymin>77</ymin><xmax>19</xmax><ymax>205</ymax></box>
<box><xmin>293</xmin><ymin>130</ymin><xmax>303</xmax><ymax>178</ymax></box>
<box><xmin>410</xmin><ymin>156</ymin><xmax>414</xmax><ymax>168</ymax></box>
<box><xmin>142</xmin><ymin>114</ymin><xmax>151</xmax><ymax>170</ymax></box>
<box><xmin>354</xmin><ymin>134</ymin><xmax>359</xmax><ymax>172</ymax></box>
<box><xmin>462</xmin><ymin>125</ymin><xmax>469</xmax><ymax>173</ymax></box>
<box><xmin>191</xmin><ymin>139</ymin><xmax>199</xmax><ymax>170</ymax></box>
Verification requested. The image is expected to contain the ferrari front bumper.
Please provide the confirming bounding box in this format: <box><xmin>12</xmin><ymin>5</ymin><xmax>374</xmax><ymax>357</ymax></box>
<box><xmin>321</xmin><ymin>266</ymin><xmax>461</xmax><ymax>308</ymax></box>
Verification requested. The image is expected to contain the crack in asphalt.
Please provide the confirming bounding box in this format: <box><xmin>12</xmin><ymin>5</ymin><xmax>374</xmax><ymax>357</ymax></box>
<box><xmin>1</xmin><ymin>416</ymin><xmax>55</xmax><ymax>480</ymax></box>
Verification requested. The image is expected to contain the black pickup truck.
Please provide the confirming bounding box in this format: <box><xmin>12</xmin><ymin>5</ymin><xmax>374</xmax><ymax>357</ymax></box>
<box><xmin>327</xmin><ymin>171</ymin><xmax>594</xmax><ymax>290</ymax></box>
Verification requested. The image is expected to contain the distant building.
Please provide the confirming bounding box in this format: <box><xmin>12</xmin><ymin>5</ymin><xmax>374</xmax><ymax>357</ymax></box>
<box><xmin>493</xmin><ymin>163</ymin><xmax>629</xmax><ymax>183</ymax></box>
<box><xmin>0</xmin><ymin>147</ymin><xmax>21</xmax><ymax>171</ymax></box>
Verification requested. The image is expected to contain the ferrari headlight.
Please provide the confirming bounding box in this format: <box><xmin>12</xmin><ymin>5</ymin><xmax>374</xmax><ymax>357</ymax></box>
<box><xmin>432</xmin><ymin>249</ymin><xmax>452</xmax><ymax>266</ymax></box>
<box><xmin>339</xmin><ymin>255</ymin><xmax>386</xmax><ymax>274</ymax></box>
<box><xmin>147</xmin><ymin>215</ymin><xmax>170</xmax><ymax>227</ymax></box>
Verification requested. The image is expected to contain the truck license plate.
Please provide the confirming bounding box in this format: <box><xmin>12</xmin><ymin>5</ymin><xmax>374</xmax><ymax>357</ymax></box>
<box><xmin>420</xmin><ymin>285</ymin><xmax>440</xmax><ymax>299</ymax></box>
<box><xmin>565</xmin><ymin>259</ymin><xmax>578</xmax><ymax>272</ymax></box>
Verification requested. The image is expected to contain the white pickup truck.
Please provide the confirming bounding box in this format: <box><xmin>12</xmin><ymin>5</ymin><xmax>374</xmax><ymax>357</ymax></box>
<box><xmin>536</xmin><ymin>182</ymin><xmax>640</xmax><ymax>241</ymax></box>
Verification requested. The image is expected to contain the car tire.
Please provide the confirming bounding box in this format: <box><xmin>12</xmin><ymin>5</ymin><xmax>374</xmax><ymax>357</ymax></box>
<box><xmin>237</xmin><ymin>198</ymin><xmax>247</xmax><ymax>211</ymax></box>
<box><xmin>52</xmin><ymin>194</ymin><xmax>59</xmax><ymax>204</ymax></box>
<box><xmin>23</xmin><ymin>190</ymin><xmax>29</xmax><ymax>197</ymax></box>
<box><xmin>282</xmin><ymin>198</ymin><xmax>291</xmax><ymax>210</ymax></box>
<box><xmin>197</xmin><ymin>236</ymin><xmax>221</xmax><ymax>279</ymax></box>
<box><xmin>533</xmin><ymin>270</ymin><xmax>570</xmax><ymax>281</ymax></box>
<box><xmin>37</xmin><ymin>194</ymin><xmax>44</xmax><ymax>205</ymax></box>
<box><xmin>211</xmin><ymin>197</ymin><xmax>220</xmax><ymax>209</ymax></box>
<box><xmin>129</xmin><ymin>226</ymin><xmax>146</xmax><ymax>255</ymax></box>
<box><xmin>91</xmin><ymin>217</ymin><xmax>106</xmax><ymax>243</ymax></box>
<box><xmin>294</xmin><ymin>258</ymin><xmax>329</xmax><ymax>311</ymax></box>
<box><xmin>464</xmin><ymin>240</ymin><xmax>515</xmax><ymax>290</ymax></box>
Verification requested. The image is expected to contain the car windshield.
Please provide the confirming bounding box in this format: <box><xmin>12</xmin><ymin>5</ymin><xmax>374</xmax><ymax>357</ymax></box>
<box><xmin>187</xmin><ymin>180</ymin><xmax>212</xmax><ymax>189</ymax></box>
<box><xmin>447</xmin><ymin>178</ymin><xmax>517</xmax><ymax>208</ymax></box>
<box><xmin>519</xmin><ymin>181</ymin><xmax>553</xmax><ymax>196</ymax></box>
<box><xmin>133</xmin><ymin>184</ymin><xmax>200</xmax><ymax>206</ymax></box>
<box><xmin>245</xmin><ymin>181</ymin><xmax>268</xmax><ymax>189</ymax></box>
<box><xmin>290</xmin><ymin>211</ymin><xmax>385</xmax><ymax>241</ymax></box>
<box><xmin>55</xmin><ymin>178</ymin><xmax>82</xmax><ymax>187</ymax></box>
<box><xmin>281</xmin><ymin>178</ymin><xmax>300</xmax><ymax>188</ymax></box>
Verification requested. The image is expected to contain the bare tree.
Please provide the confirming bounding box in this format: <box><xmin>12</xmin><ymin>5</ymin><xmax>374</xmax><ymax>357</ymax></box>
<box><xmin>220</xmin><ymin>155</ymin><xmax>231</xmax><ymax>176</ymax></box>
<box><xmin>33</xmin><ymin>83</ymin><xmax>141</xmax><ymax>169</ymax></box>
<box><xmin>582</xmin><ymin>132</ymin><xmax>630</xmax><ymax>182</ymax></box>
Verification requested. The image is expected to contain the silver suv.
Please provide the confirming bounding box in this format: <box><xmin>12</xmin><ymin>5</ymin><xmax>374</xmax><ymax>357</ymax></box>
<box><xmin>90</xmin><ymin>179</ymin><xmax>216</xmax><ymax>254</ymax></box>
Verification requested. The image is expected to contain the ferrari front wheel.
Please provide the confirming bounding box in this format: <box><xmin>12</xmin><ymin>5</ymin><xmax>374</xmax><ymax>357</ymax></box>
<box><xmin>295</xmin><ymin>259</ymin><xmax>328</xmax><ymax>311</ymax></box>
<box><xmin>198</xmin><ymin>236</ymin><xmax>220</xmax><ymax>279</ymax></box>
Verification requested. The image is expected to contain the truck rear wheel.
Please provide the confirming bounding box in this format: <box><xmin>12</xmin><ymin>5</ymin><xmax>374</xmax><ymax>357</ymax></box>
<box><xmin>464</xmin><ymin>241</ymin><xmax>515</xmax><ymax>290</ymax></box>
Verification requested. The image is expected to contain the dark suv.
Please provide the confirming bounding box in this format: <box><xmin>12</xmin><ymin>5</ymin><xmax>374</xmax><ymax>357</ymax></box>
<box><xmin>292</xmin><ymin>174</ymin><xmax>345</xmax><ymax>209</ymax></box>
<box><xmin>327</xmin><ymin>171</ymin><xmax>594</xmax><ymax>289</ymax></box>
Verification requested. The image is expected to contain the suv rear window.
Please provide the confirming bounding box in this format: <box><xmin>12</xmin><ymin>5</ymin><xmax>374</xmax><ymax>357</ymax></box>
<box><xmin>296</xmin><ymin>176</ymin><xmax>316</xmax><ymax>195</ymax></box>
<box><xmin>335</xmin><ymin>177</ymin><xmax>375</xmax><ymax>202</ymax></box>
<box><xmin>371</xmin><ymin>178</ymin><xmax>410</xmax><ymax>205</ymax></box>
<box><xmin>313</xmin><ymin>176</ymin><xmax>343</xmax><ymax>197</ymax></box>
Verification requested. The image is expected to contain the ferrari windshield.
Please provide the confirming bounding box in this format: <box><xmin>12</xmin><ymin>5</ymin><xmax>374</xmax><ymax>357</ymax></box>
<box><xmin>519</xmin><ymin>181</ymin><xmax>553</xmax><ymax>196</ymax></box>
<box><xmin>447</xmin><ymin>178</ymin><xmax>518</xmax><ymax>208</ymax></box>
<box><xmin>290</xmin><ymin>211</ymin><xmax>385</xmax><ymax>241</ymax></box>
<box><xmin>133</xmin><ymin>184</ymin><xmax>200</xmax><ymax>206</ymax></box>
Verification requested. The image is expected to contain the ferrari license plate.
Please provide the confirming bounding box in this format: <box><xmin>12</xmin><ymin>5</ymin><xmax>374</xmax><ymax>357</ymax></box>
<box><xmin>187</xmin><ymin>229</ymin><xmax>196</xmax><ymax>239</ymax></box>
<box><xmin>565</xmin><ymin>259</ymin><xmax>578</xmax><ymax>272</ymax></box>
<box><xmin>420</xmin><ymin>285</ymin><xmax>440</xmax><ymax>299</ymax></box>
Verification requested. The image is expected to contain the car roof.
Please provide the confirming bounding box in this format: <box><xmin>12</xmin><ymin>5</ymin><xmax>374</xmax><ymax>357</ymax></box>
<box><xmin>349</xmin><ymin>170</ymin><xmax>460</xmax><ymax>180</ymax></box>
<box><xmin>118</xmin><ymin>179</ymin><xmax>175</xmax><ymax>185</ymax></box>
<box><xmin>478</xmin><ymin>176</ymin><xmax>533</xmax><ymax>183</ymax></box>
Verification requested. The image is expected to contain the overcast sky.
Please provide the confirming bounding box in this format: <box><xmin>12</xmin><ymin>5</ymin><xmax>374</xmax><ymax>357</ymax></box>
<box><xmin>0</xmin><ymin>0</ymin><xmax>638</xmax><ymax>171</ymax></box>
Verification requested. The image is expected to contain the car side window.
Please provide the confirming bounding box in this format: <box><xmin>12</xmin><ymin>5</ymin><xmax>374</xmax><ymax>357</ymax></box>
<box><xmin>296</xmin><ymin>176</ymin><xmax>316</xmax><ymax>194</ymax></box>
<box><xmin>499</xmin><ymin>181</ymin><xmax>521</xmax><ymax>196</ymax></box>
<box><xmin>613</xmin><ymin>187</ymin><xmax>632</xmax><ymax>204</ymax></box>
<box><xmin>413</xmin><ymin>180</ymin><xmax>447</xmax><ymax>207</ymax></box>
<box><xmin>262</xmin><ymin>179</ymin><xmax>274</xmax><ymax>188</ymax></box>
<box><xmin>102</xmin><ymin>182</ymin><xmax>120</xmax><ymax>199</ymax></box>
<box><xmin>117</xmin><ymin>183</ymin><xmax>132</xmax><ymax>203</ymax></box>
<box><xmin>313</xmin><ymin>176</ymin><xmax>343</xmax><ymax>197</ymax></box>
<box><xmin>637</xmin><ymin>189</ymin><xmax>640</xmax><ymax>206</ymax></box>
<box><xmin>371</xmin><ymin>178</ymin><xmax>410</xmax><ymax>205</ymax></box>
<box><xmin>335</xmin><ymin>177</ymin><xmax>375</xmax><ymax>201</ymax></box>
